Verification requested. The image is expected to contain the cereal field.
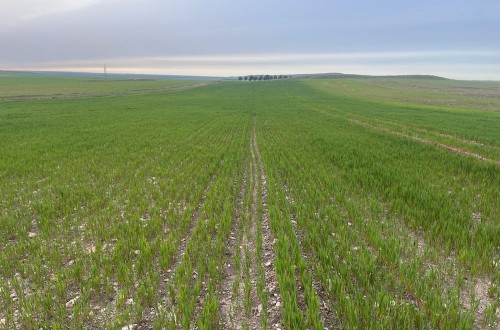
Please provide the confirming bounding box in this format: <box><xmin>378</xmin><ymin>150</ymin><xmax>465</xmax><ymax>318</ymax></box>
<box><xmin>0</xmin><ymin>73</ymin><xmax>499</xmax><ymax>329</ymax></box>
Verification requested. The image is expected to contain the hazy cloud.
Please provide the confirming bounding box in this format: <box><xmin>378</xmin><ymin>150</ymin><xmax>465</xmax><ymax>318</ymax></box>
<box><xmin>0</xmin><ymin>0</ymin><xmax>120</xmax><ymax>27</ymax></box>
<box><xmin>1</xmin><ymin>0</ymin><xmax>499</xmax><ymax>79</ymax></box>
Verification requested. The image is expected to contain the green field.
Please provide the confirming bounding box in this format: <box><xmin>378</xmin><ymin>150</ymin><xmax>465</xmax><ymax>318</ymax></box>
<box><xmin>0</xmin><ymin>73</ymin><xmax>499</xmax><ymax>329</ymax></box>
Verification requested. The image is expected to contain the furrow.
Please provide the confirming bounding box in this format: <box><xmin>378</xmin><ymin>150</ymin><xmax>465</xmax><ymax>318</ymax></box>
<box><xmin>282</xmin><ymin>184</ymin><xmax>335</xmax><ymax>330</ymax></box>
<box><xmin>136</xmin><ymin>175</ymin><xmax>216</xmax><ymax>329</ymax></box>
<box><xmin>219</xmin><ymin>156</ymin><xmax>248</xmax><ymax>329</ymax></box>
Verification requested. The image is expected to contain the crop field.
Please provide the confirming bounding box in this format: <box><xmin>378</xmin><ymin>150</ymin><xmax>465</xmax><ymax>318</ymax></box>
<box><xmin>0</xmin><ymin>73</ymin><xmax>499</xmax><ymax>329</ymax></box>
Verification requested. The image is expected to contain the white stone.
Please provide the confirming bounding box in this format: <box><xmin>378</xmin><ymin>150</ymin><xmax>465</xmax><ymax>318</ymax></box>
<box><xmin>66</xmin><ymin>296</ymin><xmax>80</xmax><ymax>309</ymax></box>
<box><xmin>121</xmin><ymin>325</ymin><xmax>137</xmax><ymax>330</ymax></box>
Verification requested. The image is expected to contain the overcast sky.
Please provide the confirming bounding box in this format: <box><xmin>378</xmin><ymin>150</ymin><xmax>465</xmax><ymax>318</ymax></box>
<box><xmin>1</xmin><ymin>0</ymin><xmax>499</xmax><ymax>79</ymax></box>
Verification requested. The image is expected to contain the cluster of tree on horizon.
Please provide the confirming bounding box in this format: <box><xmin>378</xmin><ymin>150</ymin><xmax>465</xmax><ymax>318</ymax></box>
<box><xmin>238</xmin><ymin>74</ymin><xmax>290</xmax><ymax>81</ymax></box>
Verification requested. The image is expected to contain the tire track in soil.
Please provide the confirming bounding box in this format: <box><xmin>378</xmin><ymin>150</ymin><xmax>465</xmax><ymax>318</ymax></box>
<box><xmin>282</xmin><ymin>184</ymin><xmax>335</xmax><ymax>330</ymax></box>
<box><xmin>190</xmin><ymin>166</ymin><xmax>247</xmax><ymax>330</ymax></box>
<box><xmin>219</xmin><ymin>158</ymin><xmax>248</xmax><ymax>329</ymax></box>
<box><xmin>347</xmin><ymin>118</ymin><xmax>500</xmax><ymax>165</ymax></box>
<box><xmin>136</xmin><ymin>175</ymin><xmax>216</xmax><ymax>329</ymax></box>
<box><xmin>245</xmin><ymin>139</ymin><xmax>264</xmax><ymax>329</ymax></box>
<box><xmin>219</xmin><ymin>153</ymin><xmax>258</xmax><ymax>329</ymax></box>
<box><xmin>309</xmin><ymin>106</ymin><xmax>499</xmax><ymax>165</ymax></box>
<box><xmin>251</xmin><ymin>125</ymin><xmax>283</xmax><ymax>329</ymax></box>
<box><xmin>342</xmin><ymin>113</ymin><xmax>500</xmax><ymax>152</ymax></box>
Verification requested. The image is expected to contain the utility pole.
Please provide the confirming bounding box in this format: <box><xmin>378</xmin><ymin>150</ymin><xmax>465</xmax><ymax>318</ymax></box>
<box><xmin>104</xmin><ymin>64</ymin><xmax>107</xmax><ymax>81</ymax></box>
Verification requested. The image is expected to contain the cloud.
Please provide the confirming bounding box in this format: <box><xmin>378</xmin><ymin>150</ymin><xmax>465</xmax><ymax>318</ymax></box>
<box><xmin>1</xmin><ymin>1</ymin><xmax>499</xmax><ymax>80</ymax></box>
<box><xmin>0</xmin><ymin>0</ymin><xmax>111</xmax><ymax>27</ymax></box>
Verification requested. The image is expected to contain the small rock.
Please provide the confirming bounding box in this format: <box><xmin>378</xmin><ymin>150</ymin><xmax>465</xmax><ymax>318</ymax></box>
<box><xmin>0</xmin><ymin>318</ymin><xmax>6</xmax><ymax>325</ymax></box>
<box><xmin>66</xmin><ymin>296</ymin><xmax>80</xmax><ymax>309</ymax></box>
<box><xmin>265</xmin><ymin>261</ymin><xmax>272</xmax><ymax>267</ymax></box>
<box><xmin>275</xmin><ymin>301</ymin><xmax>281</xmax><ymax>307</ymax></box>
<box><xmin>121</xmin><ymin>325</ymin><xmax>137</xmax><ymax>330</ymax></box>
<box><xmin>257</xmin><ymin>304</ymin><xmax>263</xmax><ymax>314</ymax></box>
<box><xmin>28</xmin><ymin>232</ymin><xmax>37</xmax><ymax>238</ymax></box>
<box><xmin>134</xmin><ymin>250</ymin><xmax>140</xmax><ymax>255</ymax></box>
<box><xmin>126</xmin><ymin>298</ymin><xmax>133</xmax><ymax>305</ymax></box>
<box><xmin>67</xmin><ymin>260</ymin><xmax>75</xmax><ymax>266</ymax></box>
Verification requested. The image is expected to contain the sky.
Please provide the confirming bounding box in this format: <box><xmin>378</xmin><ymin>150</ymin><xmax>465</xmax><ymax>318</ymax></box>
<box><xmin>1</xmin><ymin>0</ymin><xmax>500</xmax><ymax>79</ymax></box>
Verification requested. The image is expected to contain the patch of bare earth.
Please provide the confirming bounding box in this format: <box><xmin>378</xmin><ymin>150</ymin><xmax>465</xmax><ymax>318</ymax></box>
<box><xmin>460</xmin><ymin>277</ymin><xmax>499</xmax><ymax>328</ymax></box>
<box><xmin>384</xmin><ymin>207</ymin><xmax>499</xmax><ymax>328</ymax></box>
<box><xmin>386</xmin><ymin>210</ymin><xmax>498</xmax><ymax>328</ymax></box>
<box><xmin>252</xmin><ymin>127</ymin><xmax>282</xmax><ymax>329</ymax></box>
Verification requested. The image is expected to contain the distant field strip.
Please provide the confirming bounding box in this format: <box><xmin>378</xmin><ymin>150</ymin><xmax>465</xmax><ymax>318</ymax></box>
<box><xmin>0</xmin><ymin>82</ymin><xmax>210</xmax><ymax>101</ymax></box>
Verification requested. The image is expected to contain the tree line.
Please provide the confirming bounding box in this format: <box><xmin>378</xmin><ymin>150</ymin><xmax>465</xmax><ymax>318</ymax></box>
<box><xmin>238</xmin><ymin>74</ymin><xmax>290</xmax><ymax>81</ymax></box>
